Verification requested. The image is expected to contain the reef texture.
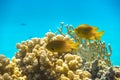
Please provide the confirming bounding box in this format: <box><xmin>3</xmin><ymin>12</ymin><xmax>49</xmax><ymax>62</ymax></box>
<box><xmin>0</xmin><ymin>55</ymin><xmax>26</xmax><ymax>80</ymax></box>
<box><xmin>0</xmin><ymin>22</ymin><xmax>120</xmax><ymax>80</ymax></box>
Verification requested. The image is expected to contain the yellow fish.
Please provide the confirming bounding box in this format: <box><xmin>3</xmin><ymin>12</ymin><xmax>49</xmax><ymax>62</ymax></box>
<box><xmin>46</xmin><ymin>39</ymin><xmax>78</xmax><ymax>53</ymax></box>
<box><xmin>74</xmin><ymin>24</ymin><xmax>104</xmax><ymax>40</ymax></box>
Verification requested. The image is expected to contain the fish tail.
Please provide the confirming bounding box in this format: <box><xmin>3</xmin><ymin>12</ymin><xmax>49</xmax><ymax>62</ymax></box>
<box><xmin>73</xmin><ymin>42</ymin><xmax>79</xmax><ymax>49</ymax></box>
<box><xmin>95</xmin><ymin>31</ymin><xmax>104</xmax><ymax>40</ymax></box>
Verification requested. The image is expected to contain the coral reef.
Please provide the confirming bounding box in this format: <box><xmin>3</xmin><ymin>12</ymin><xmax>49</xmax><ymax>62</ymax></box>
<box><xmin>0</xmin><ymin>22</ymin><xmax>120</xmax><ymax>80</ymax></box>
<box><xmin>57</xmin><ymin>22</ymin><xmax>112</xmax><ymax>66</ymax></box>
<box><xmin>0</xmin><ymin>54</ymin><xmax>26</xmax><ymax>80</ymax></box>
<box><xmin>14</xmin><ymin>33</ymin><xmax>91</xmax><ymax>80</ymax></box>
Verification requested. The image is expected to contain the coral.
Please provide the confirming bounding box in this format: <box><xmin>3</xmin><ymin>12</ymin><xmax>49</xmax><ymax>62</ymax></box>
<box><xmin>0</xmin><ymin>54</ymin><xmax>26</xmax><ymax>80</ymax></box>
<box><xmin>0</xmin><ymin>22</ymin><xmax>120</xmax><ymax>80</ymax></box>
<box><xmin>82</xmin><ymin>59</ymin><xmax>120</xmax><ymax>80</ymax></box>
<box><xmin>14</xmin><ymin>33</ymin><xmax>91</xmax><ymax>80</ymax></box>
<box><xmin>113</xmin><ymin>66</ymin><xmax>120</xmax><ymax>79</ymax></box>
<box><xmin>0</xmin><ymin>54</ymin><xmax>13</xmax><ymax>80</ymax></box>
<box><xmin>104</xmin><ymin>67</ymin><xmax>115</xmax><ymax>80</ymax></box>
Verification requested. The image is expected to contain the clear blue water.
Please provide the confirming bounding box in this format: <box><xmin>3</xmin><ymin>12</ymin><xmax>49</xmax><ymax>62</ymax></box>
<box><xmin>0</xmin><ymin>0</ymin><xmax>120</xmax><ymax>65</ymax></box>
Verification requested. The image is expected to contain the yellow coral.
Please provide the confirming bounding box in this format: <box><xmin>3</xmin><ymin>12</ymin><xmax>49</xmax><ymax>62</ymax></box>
<box><xmin>61</xmin><ymin>74</ymin><xmax>70</xmax><ymax>80</ymax></box>
<box><xmin>56</xmin><ymin>65</ymin><xmax>64</xmax><ymax>73</ymax></box>
<box><xmin>56</xmin><ymin>59</ymin><xmax>63</xmax><ymax>66</ymax></box>
<box><xmin>68</xmin><ymin>60</ymin><xmax>79</xmax><ymax>69</ymax></box>
<box><xmin>68</xmin><ymin>70</ymin><xmax>74</xmax><ymax>79</ymax></box>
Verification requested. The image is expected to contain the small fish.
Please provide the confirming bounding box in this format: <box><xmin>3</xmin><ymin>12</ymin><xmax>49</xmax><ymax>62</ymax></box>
<box><xmin>74</xmin><ymin>24</ymin><xmax>104</xmax><ymax>40</ymax></box>
<box><xmin>20</xmin><ymin>23</ymin><xmax>27</xmax><ymax>26</ymax></box>
<box><xmin>46</xmin><ymin>39</ymin><xmax>78</xmax><ymax>53</ymax></box>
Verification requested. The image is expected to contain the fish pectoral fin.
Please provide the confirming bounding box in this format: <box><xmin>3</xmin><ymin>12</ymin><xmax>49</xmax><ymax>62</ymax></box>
<box><xmin>90</xmin><ymin>36</ymin><xmax>95</xmax><ymax>40</ymax></box>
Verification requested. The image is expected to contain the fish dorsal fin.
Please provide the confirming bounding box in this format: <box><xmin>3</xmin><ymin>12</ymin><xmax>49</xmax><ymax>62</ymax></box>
<box><xmin>64</xmin><ymin>39</ymin><xmax>73</xmax><ymax>44</ymax></box>
<box><xmin>93</xmin><ymin>27</ymin><xmax>99</xmax><ymax>31</ymax></box>
<box><xmin>79</xmin><ymin>24</ymin><xmax>89</xmax><ymax>28</ymax></box>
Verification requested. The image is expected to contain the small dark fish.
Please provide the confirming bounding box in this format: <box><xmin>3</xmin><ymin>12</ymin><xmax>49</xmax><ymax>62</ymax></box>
<box><xmin>20</xmin><ymin>23</ymin><xmax>27</xmax><ymax>26</ymax></box>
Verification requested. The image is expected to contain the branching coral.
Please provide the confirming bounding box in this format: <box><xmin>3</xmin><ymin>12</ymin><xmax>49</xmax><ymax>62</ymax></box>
<box><xmin>57</xmin><ymin>22</ymin><xmax>112</xmax><ymax>66</ymax></box>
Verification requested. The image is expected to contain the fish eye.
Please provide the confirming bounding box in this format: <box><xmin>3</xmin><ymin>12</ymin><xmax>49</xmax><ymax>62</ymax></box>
<box><xmin>51</xmin><ymin>48</ymin><xmax>54</xmax><ymax>51</ymax></box>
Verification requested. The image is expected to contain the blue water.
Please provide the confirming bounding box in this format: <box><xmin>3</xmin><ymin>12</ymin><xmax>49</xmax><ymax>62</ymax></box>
<box><xmin>0</xmin><ymin>0</ymin><xmax>120</xmax><ymax>65</ymax></box>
